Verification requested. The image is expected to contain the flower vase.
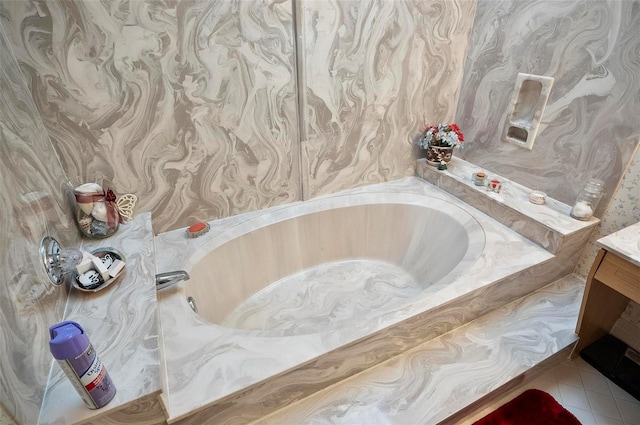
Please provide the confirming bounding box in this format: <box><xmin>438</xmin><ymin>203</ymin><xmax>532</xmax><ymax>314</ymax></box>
<box><xmin>423</xmin><ymin>145</ymin><xmax>454</xmax><ymax>166</ymax></box>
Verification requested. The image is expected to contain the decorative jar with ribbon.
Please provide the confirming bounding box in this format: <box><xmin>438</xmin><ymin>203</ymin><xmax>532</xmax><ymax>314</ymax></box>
<box><xmin>73</xmin><ymin>183</ymin><xmax>121</xmax><ymax>238</ymax></box>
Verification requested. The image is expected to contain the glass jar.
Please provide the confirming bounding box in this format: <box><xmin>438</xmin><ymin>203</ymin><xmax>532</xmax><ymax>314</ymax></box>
<box><xmin>570</xmin><ymin>179</ymin><xmax>603</xmax><ymax>221</ymax></box>
<box><xmin>472</xmin><ymin>171</ymin><xmax>486</xmax><ymax>186</ymax></box>
<box><xmin>74</xmin><ymin>183</ymin><xmax>120</xmax><ymax>238</ymax></box>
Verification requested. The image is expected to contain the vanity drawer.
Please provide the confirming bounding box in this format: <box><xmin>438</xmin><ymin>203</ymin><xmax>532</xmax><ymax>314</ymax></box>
<box><xmin>594</xmin><ymin>252</ymin><xmax>640</xmax><ymax>303</ymax></box>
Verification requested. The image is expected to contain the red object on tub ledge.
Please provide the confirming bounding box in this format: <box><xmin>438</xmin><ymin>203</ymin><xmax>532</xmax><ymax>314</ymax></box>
<box><xmin>472</xmin><ymin>389</ymin><xmax>582</xmax><ymax>425</ymax></box>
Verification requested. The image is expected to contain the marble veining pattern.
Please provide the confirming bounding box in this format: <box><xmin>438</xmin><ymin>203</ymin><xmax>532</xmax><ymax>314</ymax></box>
<box><xmin>37</xmin><ymin>213</ymin><xmax>161</xmax><ymax>425</ymax></box>
<box><xmin>595</xmin><ymin>221</ymin><xmax>640</xmax><ymax>268</ymax></box>
<box><xmin>0</xmin><ymin>0</ymin><xmax>478</xmax><ymax>234</ymax></box>
<box><xmin>222</xmin><ymin>260</ymin><xmax>421</xmax><ymax>333</ymax></box>
<box><xmin>0</xmin><ymin>24</ymin><xmax>78</xmax><ymax>425</ymax></box>
<box><xmin>2</xmin><ymin>1</ymin><xmax>637</xmax><ymax>423</ymax></box>
<box><xmin>155</xmin><ymin>177</ymin><xmax>556</xmax><ymax>422</ymax></box>
<box><xmin>417</xmin><ymin>157</ymin><xmax>600</xmax><ymax>255</ymax></box>
<box><xmin>457</xmin><ymin>0</ymin><xmax>640</xmax><ymax>216</ymax></box>
<box><xmin>255</xmin><ymin>274</ymin><xmax>584</xmax><ymax>425</ymax></box>
<box><xmin>0</xmin><ymin>0</ymin><xmax>300</xmax><ymax>234</ymax></box>
<box><xmin>299</xmin><ymin>0</ymin><xmax>477</xmax><ymax>198</ymax></box>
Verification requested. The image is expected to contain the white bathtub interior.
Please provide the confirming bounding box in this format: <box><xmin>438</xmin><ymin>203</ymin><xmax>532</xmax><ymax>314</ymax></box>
<box><xmin>183</xmin><ymin>198</ymin><xmax>485</xmax><ymax>335</ymax></box>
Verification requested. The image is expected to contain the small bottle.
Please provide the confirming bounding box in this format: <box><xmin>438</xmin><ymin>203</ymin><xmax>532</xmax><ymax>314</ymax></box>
<box><xmin>570</xmin><ymin>179</ymin><xmax>603</xmax><ymax>221</ymax></box>
<box><xmin>49</xmin><ymin>321</ymin><xmax>116</xmax><ymax>409</ymax></box>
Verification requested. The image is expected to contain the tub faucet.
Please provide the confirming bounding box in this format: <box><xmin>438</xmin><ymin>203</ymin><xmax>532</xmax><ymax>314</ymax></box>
<box><xmin>156</xmin><ymin>270</ymin><xmax>190</xmax><ymax>291</ymax></box>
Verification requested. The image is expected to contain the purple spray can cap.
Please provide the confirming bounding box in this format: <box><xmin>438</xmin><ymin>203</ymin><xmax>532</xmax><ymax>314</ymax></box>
<box><xmin>49</xmin><ymin>321</ymin><xmax>88</xmax><ymax>359</ymax></box>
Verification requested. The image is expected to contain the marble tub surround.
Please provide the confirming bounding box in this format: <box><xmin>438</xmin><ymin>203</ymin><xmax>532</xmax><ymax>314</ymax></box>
<box><xmin>155</xmin><ymin>177</ymin><xmax>559</xmax><ymax>424</ymax></box>
<box><xmin>37</xmin><ymin>213</ymin><xmax>163</xmax><ymax>425</ymax></box>
<box><xmin>417</xmin><ymin>157</ymin><xmax>600</xmax><ymax>255</ymax></box>
<box><xmin>255</xmin><ymin>275</ymin><xmax>584</xmax><ymax>425</ymax></box>
<box><xmin>0</xmin><ymin>26</ymin><xmax>79</xmax><ymax>425</ymax></box>
<box><xmin>596</xmin><ymin>221</ymin><xmax>640</xmax><ymax>268</ymax></box>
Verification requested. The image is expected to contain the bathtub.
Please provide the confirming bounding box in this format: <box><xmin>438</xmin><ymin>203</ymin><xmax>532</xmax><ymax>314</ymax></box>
<box><xmin>184</xmin><ymin>194</ymin><xmax>484</xmax><ymax>336</ymax></box>
<box><xmin>155</xmin><ymin>177</ymin><xmax>553</xmax><ymax>423</ymax></box>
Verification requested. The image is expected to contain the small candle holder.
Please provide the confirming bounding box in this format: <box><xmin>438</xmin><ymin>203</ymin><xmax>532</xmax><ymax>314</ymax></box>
<box><xmin>472</xmin><ymin>171</ymin><xmax>486</xmax><ymax>186</ymax></box>
<box><xmin>487</xmin><ymin>178</ymin><xmax>502</xmax><ymax>193</ymax></box>
<box><xmin>529</xmin><ymin>190</ymin><xmax>547</xmax><ymax>205</ymax></box>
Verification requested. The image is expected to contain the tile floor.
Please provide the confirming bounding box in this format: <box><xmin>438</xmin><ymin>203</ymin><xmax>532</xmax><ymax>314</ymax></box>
<box><xmin>467</xmin><ymin>356</ymin><xmax>640</xmax><ymax>425</ymax></box>
<box><xmin>531</xmin><ymin>356</ymin><xmax>640</xmax><ymax>425</ymax></box>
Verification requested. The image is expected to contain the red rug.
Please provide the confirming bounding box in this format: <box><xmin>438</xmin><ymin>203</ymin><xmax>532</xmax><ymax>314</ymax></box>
<box><xmin>472</xmin><ymin>389</ymin><xmax>582</xmax><ymax>425</ymax></box>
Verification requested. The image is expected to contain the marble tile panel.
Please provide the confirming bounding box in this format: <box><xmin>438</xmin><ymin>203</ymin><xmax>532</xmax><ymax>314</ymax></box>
<box><xmin>452</xmin><ymin>347</ymin><xmax>575</xmax><ymax>424</ymax></box>
<box><xmin>457</xmin><ymin>0</ymin><xmax>640</xmax><ymax>217</ymax></box>
<box><xmin>298</xmin><ymin>0</ymin><xmax>477</xmax><ymax>198</ymax></box>
<box><xmin>155</xmin><ymin>177</ymin><xmax>560</xmax><ymax>423</ymax></box>
<box><xmin>417</xmin><ymin>157</ymin><xmax>600</xmax><ymax>255</ymax></box>
<box><xmin>0</xmin><ymin>0</ymin><xmax>301</xmax><ymax>234</ymax></box>
<box><xmin>255</xmin><ymin>275</ymin><xmax>584</xmax><ymax>425</ymax></box>
<box><xmin>595</xmin><ymin>221</ymin><xmax>640</xmax><ymax>268</ymax></box>
<box><xmin>82</xmin><ymin>395</ymin><xmax>166</xmax><ymax>425</ymax></box>
<box><xmin>38</xmin><ymin>213</ymin><xmax>161</xmax><ymax>425</ymax></box>
<box><xmin>0</xmin><ymin>23</ymin><xmax>78</xmax><ymax>425</ymax></box>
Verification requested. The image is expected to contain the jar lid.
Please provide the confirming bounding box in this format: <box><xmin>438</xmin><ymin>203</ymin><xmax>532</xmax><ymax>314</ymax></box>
<box><xmin>74</xmin><ymin>182</ymin><xmax>103</xmax><ymax>195</ymax></box>
<box><xmin>584</xmin><ymin>179</ymin><xmax>604</xmax><ymax>193</ymax></box>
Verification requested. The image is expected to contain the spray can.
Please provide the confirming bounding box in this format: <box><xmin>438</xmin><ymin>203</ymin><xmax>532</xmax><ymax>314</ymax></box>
<box><xmin>49</xmin><ymin>321</ymin><xmax>116</xmax><ymax>409</ymax></box>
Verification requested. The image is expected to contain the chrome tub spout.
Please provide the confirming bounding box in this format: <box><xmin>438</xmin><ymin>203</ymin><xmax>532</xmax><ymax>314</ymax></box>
<box><xmin>156</xmin><ymin>270</ymin><xmax>190</xmax><ymax>291</ymax></box>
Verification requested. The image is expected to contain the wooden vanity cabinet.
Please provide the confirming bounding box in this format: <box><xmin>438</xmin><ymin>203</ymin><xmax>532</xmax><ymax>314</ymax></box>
<box><xmin>575</xmin><ymin>249</ymin><xmax>640</xmax><ymax>356</ymax></box>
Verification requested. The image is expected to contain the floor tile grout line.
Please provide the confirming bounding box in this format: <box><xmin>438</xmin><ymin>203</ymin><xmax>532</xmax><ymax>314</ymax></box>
<box><xmin>455</xmin><ymin>357</ymin><xmax>637</xmax><ymax>424</ymax></box>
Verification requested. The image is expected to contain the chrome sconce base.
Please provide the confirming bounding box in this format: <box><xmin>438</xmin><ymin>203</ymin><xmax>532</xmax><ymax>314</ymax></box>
<box><xmin>40</xmin><ymin>236</ymin><xmax>82</xmax><ymax>286</ymax></box>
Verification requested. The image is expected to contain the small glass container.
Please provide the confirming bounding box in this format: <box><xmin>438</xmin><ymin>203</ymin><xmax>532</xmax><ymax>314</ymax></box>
<box><xmin>74</xmin><ymin>183</ymin><xmax>120</xmax><ymax>238</ymax></box>
<box><xmin>487</xmin><ymin>178</ymin><xmax>502</xmax><ymax>193</ymax></box>
<box><xmin>570</xmin><ymin>179</ymin><xmax>603</xmax><ymax>221</ymax></box>
<box><xmin>472</xmin><ymin>171</ymin><xmax>487</xmax><ymax>186</ymax></box>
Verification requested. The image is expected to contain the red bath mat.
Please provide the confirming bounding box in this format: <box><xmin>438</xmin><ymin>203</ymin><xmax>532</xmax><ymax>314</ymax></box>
<box><xmin>472</xmin><ymin>389</ymin><xmax>582</xmax><ymax>425</ymax></box>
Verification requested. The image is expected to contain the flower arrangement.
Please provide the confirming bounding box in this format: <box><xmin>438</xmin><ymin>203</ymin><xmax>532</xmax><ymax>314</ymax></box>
<box><xmin>418</xmin><ymin>123</ymin><xmax>464</xmax><ymax>149</ymax></box>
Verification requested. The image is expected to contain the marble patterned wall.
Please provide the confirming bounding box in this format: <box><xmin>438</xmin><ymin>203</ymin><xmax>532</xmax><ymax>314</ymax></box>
<box><xmin>457</xmin><ymin>0</ymin><xmax>640</xmax><ymax>214</ymax></box>
<box><xmin>298</xmin><ymin>0</ymin><xmax>477</xmax><ymax>197</ymax></box>
<box><xmin>1</xmin><ymin>0</ymin><xmax>476</xmax><ymax>233</ymax></box>
<box><xmin>0</xmin><ymin>0</ymin><xmax>301</xmax><ymax>234</ymax></box>
<box><xmin>0</xmin><ymin>25</ymin><xmax>78</xmax><ymax>425</ymax></box>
